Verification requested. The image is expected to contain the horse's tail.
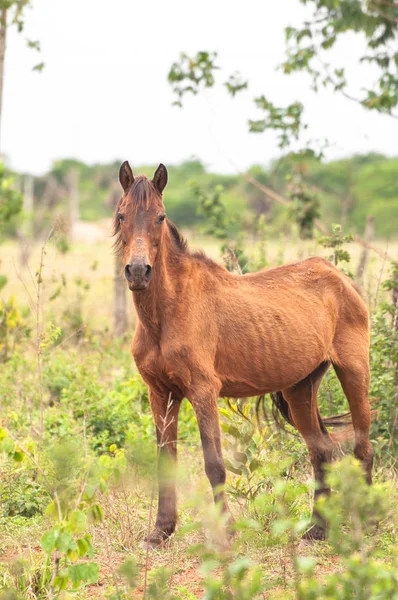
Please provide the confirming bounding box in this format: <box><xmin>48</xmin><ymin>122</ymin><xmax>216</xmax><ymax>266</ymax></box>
<box><xmin>267</xmin><ymin>391</ymin><xmax>354</xmax><ymax>443</ymax></box>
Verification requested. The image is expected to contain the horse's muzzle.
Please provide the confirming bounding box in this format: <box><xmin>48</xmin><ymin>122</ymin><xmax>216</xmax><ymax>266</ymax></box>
<box><xmin>125</xmin><ymin>260</ymin><xmax>152</xmax><ymax>290</ymax></box>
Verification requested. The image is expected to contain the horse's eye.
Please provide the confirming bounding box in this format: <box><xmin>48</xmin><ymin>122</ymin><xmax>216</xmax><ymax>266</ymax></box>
<box><xmin>122</xmin><ymin>240</ymin><xmax>127</xmax><ymax>246</ymax></box>
<box><xmin>157</xmin><ymin>213</ymin><xmax>166</xmax><ymax>224</ymax></box>
<box><xmin>118</xmin><ymin>212</ymin><xmax>125</xmax><ymax>222</ymax></box>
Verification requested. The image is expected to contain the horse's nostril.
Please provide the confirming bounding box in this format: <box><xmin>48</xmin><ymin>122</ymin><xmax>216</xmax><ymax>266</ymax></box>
<box><xmin>124</xmin><ymin>264</ymin><xmax>132</xmax><ymax>280</ymax></box>
<box><xmin>145</xmin><ymin>265</ymin><xmax>152</xmax><ymax>279</ymax></box>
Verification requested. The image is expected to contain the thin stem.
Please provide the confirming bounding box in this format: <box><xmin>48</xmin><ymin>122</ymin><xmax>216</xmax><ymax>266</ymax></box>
<box><xmin>48</xmin><ymin>551</ymin><xmax>60</xmax><ymax>600</ymax></box>
<box><xmin>35</xmin><ymin>227</ymin><xmax>54</xmax><ymax>446</ymax></box>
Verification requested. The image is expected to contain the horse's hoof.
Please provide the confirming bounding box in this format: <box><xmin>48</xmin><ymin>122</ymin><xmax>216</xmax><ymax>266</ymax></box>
<box><xmin>301</xmin><ymin>524</ymin><xmax>326</xmax><ymax>541</ymax></box>
<box><xmin>141</xmin><ymin>538</ymin><xmax>163</xmax><ymax>551</ymax></box>
<box><xmin>142</xmin><ymin>528</ymin><xmax>172</xmax><ymax>550</ymax></box>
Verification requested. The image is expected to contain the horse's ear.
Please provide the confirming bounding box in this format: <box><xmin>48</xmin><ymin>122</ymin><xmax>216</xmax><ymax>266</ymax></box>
<box><xmin>152</xmin><ymin>163</ymin><xmax>168</xmax><ymax>194</ymax></box>
<box><xmin>119</xmin><ymin>161</ymin><xmax>134</xmax><ymax>192</ymax></box>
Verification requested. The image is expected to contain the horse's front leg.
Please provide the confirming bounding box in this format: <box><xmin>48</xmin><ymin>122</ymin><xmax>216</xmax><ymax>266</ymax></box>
<box><xmin>145</xmin><ymin>388</ymin><xmax>181</xmax><ymax>548</ymax></box>
<box><xmin>188</xmin><ymin>381</ymin><xmax>232</xmax><ymax>526</ymax></box>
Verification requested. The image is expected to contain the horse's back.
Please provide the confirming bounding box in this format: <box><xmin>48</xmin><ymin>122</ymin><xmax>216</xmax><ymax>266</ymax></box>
<box><xmin>211</xmin><ymin>256</ymin><xmax>368</xmax><ymax>395</ymax></box>
<box><xmin>244</xmin><ymin>256</ymin><xmax>341</xmax><ymax>287</ymax></box>
<box><xmin>238</xmin><ymin>256</ymin><xmax>367</xmax><ymax>319</ymax></box>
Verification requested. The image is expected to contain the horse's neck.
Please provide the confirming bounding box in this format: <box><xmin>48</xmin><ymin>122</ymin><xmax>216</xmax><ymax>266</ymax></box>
<box><xmin>133</xmin><ymin>243</ymin><xmax>186</xmax><ymax>338</ymax></box>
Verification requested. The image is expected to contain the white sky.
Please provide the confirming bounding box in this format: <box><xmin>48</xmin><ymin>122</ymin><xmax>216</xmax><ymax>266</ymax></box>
<box><xmin>4</xmin><ymin>0</ymin><xmax>395</xmax><ymax>175</ymax></box>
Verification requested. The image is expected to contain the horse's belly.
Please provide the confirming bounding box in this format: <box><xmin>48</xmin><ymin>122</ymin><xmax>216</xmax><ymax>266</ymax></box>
<box><xmin>215</xmin><ymin>313</ymin><xmax>333</xmax><ymax>395</ymax></box>
<box><xmin>218</xmin><ymin>355</ymin><xmax>325</xmax><ymax>397</ymax></box>
<box><xmin>220</xmin><ymin>379</ymin><xmax>273</xmax><ymax>398</ymax></box>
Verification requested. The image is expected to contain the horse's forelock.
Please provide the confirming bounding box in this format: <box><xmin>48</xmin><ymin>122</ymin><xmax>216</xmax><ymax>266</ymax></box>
<box><xmin>129</xmin><ymin>177</ymin><xmax>162</xmax><ymax>214</ymax></box>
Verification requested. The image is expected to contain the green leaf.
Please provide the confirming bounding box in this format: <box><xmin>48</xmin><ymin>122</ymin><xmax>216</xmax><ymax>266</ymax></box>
<box><xmin>84</xmin><ymin>482</ymin><xmax>97</xmax><ymax>500</ymax></box>
<box><xmin>13</xmin><ymin>451</ymin><xmax>24</xmax><ymax>462</ymax></box>
<box><xmin>67</xmin><ymin>549</ymin><xmax>79</xmax><ymax>562</ymax></box>
<box><xmin>295</xmin><ymin>556</ymin><xmax>316</xmax><ymax>573</ymax></box>
<box><xmin>0</xmin><ymin>438</ymin><xmax>15</xmax><ymax>455</ymax></box>
<box><xmin>90</xmin><ymin>503</ymin><xmax>104</xmax><ymax>523</ymax></box>
<box><xmin>76</xmin><ymin>535</ymin><xmax>93</xmax><ymax>558</ymax></box>
<box><xmin>118</xmin><ymin>558</ymin><xmax>139</xmax><ymax>587</ymax></box>
<box><xmin>56</xmin><ymin>530</ymin><xmax>73</xmax><ymax>552</ymax></box>
<box><xmin>271</xmin><ymin>520</ymin><xmax>291</xmax><ymax>535</ymax></box>
<box><xmin>68</xmin><ymin>562</ymin><xmax>99</xmax><ymax>584</ymax></box>
<box><xmin>228</xmin><ymin>557</ymin><xmax>252</xmax><ymax>576</ymax></box>
<box><xmin>53</xmin><ymin>570</ymin><xmax>69</xmax><ymax>591</ymax></box>
<box><xmin>228</xmin><ymin>425</ymin><xmax>240</xmax><ymax>438</ymax></box>
<box><xmin>224</xmin><ymin>458</ymin><xmax>243</xmax><ymax>475</ymax></box>
<box><xmin>249</xmin><ymin>458</ymin><xmax>262</xmax><ymax>472</ymax></box>
<box><xmin>41</xmin><ymin>527</ymin><xmax>59</xmax><ymax>553</ymax></box>
<box><xmin>33</xmin><ymin>62</ymin><xmax>45</xmax><ymax>72</ymax></box>
<box><xmin>69</xmin><ymin>510</ymin><xmax>87</xmax><ymax>534</ymax></box>
<box><xmin>76</xmin><ymin>537</ymin><xmax>89</xmax><ymax>557</ymax></box>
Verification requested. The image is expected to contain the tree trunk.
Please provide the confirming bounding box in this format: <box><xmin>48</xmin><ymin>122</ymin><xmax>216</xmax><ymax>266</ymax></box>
<box><xmin>114</xmin><ymin>254</ymin><xmax>128</xmax><ymax>337</ymax></box>
<box><xmin>355</xmin><ymin>215</ymin><xmax>374</xmax><ymax>284</ymax></box>
<box><xmin>0</xmin><ymin>8</ymin><xmax>7</xmax><ymax>152</ymax></box>
<box><xmin>340</xmin><ymin>164</ymin><xmax>353</xmax><ymax>230</ymax></box>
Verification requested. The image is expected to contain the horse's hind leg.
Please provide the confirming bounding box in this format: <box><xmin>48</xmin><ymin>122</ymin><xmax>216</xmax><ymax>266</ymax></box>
<box><xmin>332</xmin><ymin>333</ymin><xmax>373</xmax><ymax>484</ymax></box>
<box><xmin>282</xmin><ymin>362</ymin><xmax>332</xmax><ymax>541</ymax></box>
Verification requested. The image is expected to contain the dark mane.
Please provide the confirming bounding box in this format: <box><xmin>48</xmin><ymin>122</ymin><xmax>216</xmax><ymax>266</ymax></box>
<box><xmin>167</xmin><ymin>220</ymin><xmax>188</xmax><ymax>252</ymax></box>
<box><xmin>112</xmin><ymin>208</ymin><xmax>124</xmax><ymax>256</ymax></box>
<box><xmin>191</xmin><ymin>248</ymin><xmax>221</xmax><ymax>268</ymax></box>
<box><xmin>167</xmin><ymin>221</ymin><xmax>221</xmax><ymax>269</ymax></box>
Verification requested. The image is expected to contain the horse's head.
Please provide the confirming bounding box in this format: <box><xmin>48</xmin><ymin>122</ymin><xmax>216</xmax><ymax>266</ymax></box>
<box><xmin>114</xmin><ymin>161</ymin><xmax>168</xmax><ymax>291</ymax></box>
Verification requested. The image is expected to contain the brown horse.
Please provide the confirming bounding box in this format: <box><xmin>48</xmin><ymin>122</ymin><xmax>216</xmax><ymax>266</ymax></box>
<box><xmin>114</xmin><ymin>161</ymin><xmax>373</xmax><ymax>547</ymax></box>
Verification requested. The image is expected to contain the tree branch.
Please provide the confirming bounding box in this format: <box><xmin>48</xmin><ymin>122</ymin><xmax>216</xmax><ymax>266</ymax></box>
<box><xmin>369</xmin><ymin>3</ymin><xmax>398</xmax><ymax>23</ymax></box>
<box><xmin>369</xmin><ymin>0</ymin><xmax>398</xmax><ymax>9</ymax></box>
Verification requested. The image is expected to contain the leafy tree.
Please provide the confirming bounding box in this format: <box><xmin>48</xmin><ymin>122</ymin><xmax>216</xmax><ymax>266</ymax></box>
<box><xmin>168</xmin><ymin>3</ymin><xmax>398</xmax><ymax>237</ymax></box>
<box><xmin>0</xmin><ymin>0</ymin><xmax>43</xmax><ymax>148</ymax></box>
<box><xmin>282</xmin><ymin>0</ymin><xmax>398</xmax><ymax>119</ymax></box>
<box><xmin>0</xmin><ymin>163</ymin><xmax>22</xmax><ymax>302</ymax></box>
<box><xmin>169</xmin><ymin>1</ymin><xmax>398</xmax><ymax>153</ymax></box>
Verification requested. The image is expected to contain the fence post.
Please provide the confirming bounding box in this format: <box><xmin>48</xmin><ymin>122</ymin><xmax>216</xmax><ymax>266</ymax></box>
<box><xmin>18</xmin><ymin>175</ymin><xmax>35</xmax><ymax>266</ymax></box>
<box><xmin>392</xmin><ymin>264</ymin><xmax>398</xmax><ymax>393</ymax></box>
<box><xmin>66</xmin><ymin>169</ymin><xmax>79</xmax><ymax>240</ymax></box>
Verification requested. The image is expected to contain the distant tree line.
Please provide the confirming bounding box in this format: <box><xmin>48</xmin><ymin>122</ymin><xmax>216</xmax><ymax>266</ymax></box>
<box><xmin>6</xmin><ymin>152</ymin><xmax>397</xmax><ymax>239</ymax></box>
